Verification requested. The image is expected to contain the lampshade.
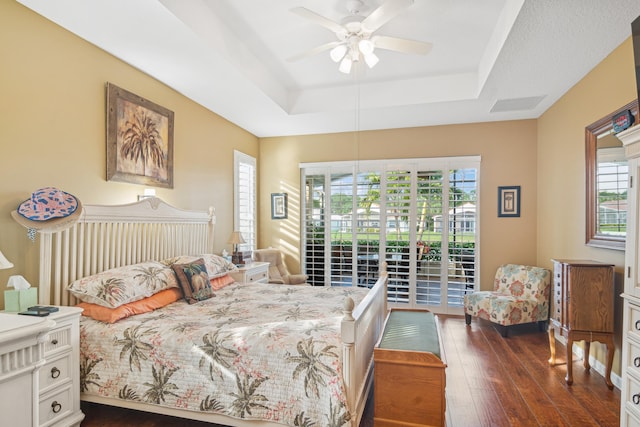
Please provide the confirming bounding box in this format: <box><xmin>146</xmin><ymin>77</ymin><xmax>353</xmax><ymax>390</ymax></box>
<box><xmin>330</xmin><ymin>44</ymin><xmax>348</xmax><ymax>62</ymax></box>
<box><xmin>227</xmin><ymin>231</ymin><xmax>246</xmax><ymax>245</ymax></box>
<box><xmin>364</xmin><ymin>52</ymin><xmax>379</xmax><ymax>68</ymax></box>
<box><xmin>339</xmin><ymin>56</ymin><xmax>353</xmax><ymax>74</ymax></box>
<box><xmin>358</xmin><ymin>39</ymin><xmax>374</xmax><ymax>55</ymax></box>
<box><xmin>0</xmin><ymin>250</ymin><xmax>13</xmax><ymax>270</ymax></box>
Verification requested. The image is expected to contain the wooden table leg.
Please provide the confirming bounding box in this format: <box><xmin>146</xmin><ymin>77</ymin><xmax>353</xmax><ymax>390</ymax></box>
<box><xmin>548</xmin><ymin>325</ymin><xmax>556</xmax><ymax>366</ymax></box>
<box><xmin>605</xmin><ymin>337</ymin><xmax>614</xmax><ymax>390</ymax></box>
<box><xmin>583</xmin><ymin>341</ymin><xmax>591</xmax><ymax>371</ymax></box>
<box><xmin>565</xmin><ymin>334</ymin><xmax>574</xmax><ymax>385</ymax></box>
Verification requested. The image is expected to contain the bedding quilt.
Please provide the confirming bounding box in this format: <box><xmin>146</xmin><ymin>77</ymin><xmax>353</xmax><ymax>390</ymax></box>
<box><xmin>79</xmin><ymin>282</ymin><xmax>371</xmax><ymax>426</ymax></box>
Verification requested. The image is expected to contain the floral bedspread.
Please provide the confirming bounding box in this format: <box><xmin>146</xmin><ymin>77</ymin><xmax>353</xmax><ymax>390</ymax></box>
<box><xmin>79</xmin><ymin>283</ymin><xmax>371</xmax><ymax>426</ymax></box>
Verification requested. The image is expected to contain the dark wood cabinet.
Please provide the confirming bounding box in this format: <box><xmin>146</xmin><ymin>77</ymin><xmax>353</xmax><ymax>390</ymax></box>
<box><xmin>548</xmin><ymin>259</ymin><xmax>615</xmax><ymax>388</ymax></box>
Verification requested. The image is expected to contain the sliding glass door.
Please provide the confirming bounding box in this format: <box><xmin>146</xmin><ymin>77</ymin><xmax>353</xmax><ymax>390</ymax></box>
<box><xmin>302</xmin><ymin>157</ymin><xmax>479</xmax><ymax>314</ymax></box>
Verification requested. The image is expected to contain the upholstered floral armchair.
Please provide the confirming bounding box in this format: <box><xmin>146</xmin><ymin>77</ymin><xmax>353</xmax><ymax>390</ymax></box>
<box><xmin>463</xmin><ymin>264</ymin><xmax>551</xmax><ymax>337</ymax></box>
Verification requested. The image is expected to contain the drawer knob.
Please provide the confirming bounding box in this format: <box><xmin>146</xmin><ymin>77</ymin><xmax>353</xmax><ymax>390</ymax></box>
<box><xmin>51</xmin><ymin>367</ymin><xmax>61</xmax><ymax>379</ymax></box>
<box><xmin>51</xmin><ymin>401</ymin><xmax>62</xmax><ymax>413</ymax></box>
<box><xmin>635</xmin><ymin>357</ymin><xmax>640</xmax><ymax>368</ymax></box>
<box><xmin>51</xmin><ymin>338</ymin><xmax>59</xmax><ymax>345</ymax></box>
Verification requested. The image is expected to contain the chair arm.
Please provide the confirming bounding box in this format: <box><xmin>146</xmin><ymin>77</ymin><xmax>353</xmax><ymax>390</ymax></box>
<box><xmin>285</xmin><ymin>274</ymin><xmax>309</xmax><ymax>285</ymax></box>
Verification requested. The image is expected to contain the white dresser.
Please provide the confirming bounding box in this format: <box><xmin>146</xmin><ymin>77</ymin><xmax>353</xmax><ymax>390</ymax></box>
<box><xmin>618</xmin><ymin>125</ymin><xmax>640</xmax><ymax>426</ymax></box>
<box><xmin>0</xmin><ymin>306</ymin><xmax>84</xmax><ymax>427</ymax></box>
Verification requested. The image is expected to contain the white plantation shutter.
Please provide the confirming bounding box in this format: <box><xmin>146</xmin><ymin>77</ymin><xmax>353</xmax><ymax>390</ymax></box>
<box><xmin>301</xmin><ymin>157</ymin><xmax>479</xmax><ymax>313</ymax></box>
<box><xmin>303</xmin><ymin>173</ymin><xmax>327</xmax><ymax>286</ymax></box>
<box><xmin>384</xmin><ymin>169</ymin><xmax>412</xmax><ymax>303</ymax></box>
<box><xmin>234</xmin><ymin>151</ymin><xmax>256</xmax><ymax>252</ymax></box>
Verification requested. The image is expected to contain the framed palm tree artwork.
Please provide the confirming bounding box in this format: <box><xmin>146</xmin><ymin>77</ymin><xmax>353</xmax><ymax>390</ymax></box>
<box><xmin>106</xmin><ymin>82</ymin><xmax>174</xmax><ymax>188</ymax></box>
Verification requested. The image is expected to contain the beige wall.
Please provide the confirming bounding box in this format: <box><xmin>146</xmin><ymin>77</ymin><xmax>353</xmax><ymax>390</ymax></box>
<box><xmin>537</xmin><ymin>37</ymin><xmax>637</xmax><ymax>377</ymax></box>
<box><xmin>259</xmin><ymin>120</ymin><xmax>539</xmax><ymax>288</ymax></box>
<box><xmin>4</xmin><ymin>0</ymin><xmax>639</xmax><ymax>382</ymax></box>
<box><xmin>0</xmin><ymin>1</ymin><xmax>259</xmax><ymax>306</ymax></box>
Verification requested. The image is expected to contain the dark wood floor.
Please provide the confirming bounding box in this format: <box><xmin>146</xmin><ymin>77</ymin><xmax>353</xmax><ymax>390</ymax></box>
<box><xmin>80</xmin><ymin>315</ymin><xmax>620</xmax><ymax>427</ymax></box>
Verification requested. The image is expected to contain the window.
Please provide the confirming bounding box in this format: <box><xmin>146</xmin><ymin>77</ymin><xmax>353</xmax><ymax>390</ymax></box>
<box><xmin>301</xmin><ymin>156</ymin><xmax>480</xmax><ymax>313</ymax></box>
<box><xmin>234</xmin><ymin>150</ymin><xmax>256</xmax><ymax>252</ymax></box>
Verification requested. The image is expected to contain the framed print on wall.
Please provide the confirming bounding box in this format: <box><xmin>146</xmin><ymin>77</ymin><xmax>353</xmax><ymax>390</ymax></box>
<box><xmin>106</xmin><ymin>82</ymin><xmax>174</xmax><ymax>188</ymax></box>
<box><xmin>271</xmin><ymin>193</ymin><xmax>288</xmax><ymax>219</ymax></box>
<box><xmin>498</xmin><ymin>186</ymin><xmax>521</xmax><ymax>217</ymax></box>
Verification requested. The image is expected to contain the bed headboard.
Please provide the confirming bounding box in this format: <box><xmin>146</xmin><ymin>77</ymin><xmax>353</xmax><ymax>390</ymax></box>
<box><xmin>35</xmin><ymin>197</ymin><xmax>215</xmax><ymax>306</ymax></box>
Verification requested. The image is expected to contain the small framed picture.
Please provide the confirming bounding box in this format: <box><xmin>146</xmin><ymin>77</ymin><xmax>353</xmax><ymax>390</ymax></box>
<box><xmin>271</xmin><ymin>193</ymin><xmax>288</xmax><ymax>219</ymax></box>
<box><xmin>498</xmin><ymin>186</ymin><xmax>521</xmax><ymax>217</ymax></box>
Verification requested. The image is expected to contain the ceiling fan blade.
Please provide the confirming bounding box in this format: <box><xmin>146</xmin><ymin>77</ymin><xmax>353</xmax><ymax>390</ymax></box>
<box><xmin>372</xmin><ymin>35</ymin><xmax>432</xmax><ymax>55</ymax></box>
<box><xmin>287</xmin><ymin>41</ymin><xmax>343</xmax><ymax>62</ymax></box>
<box><xmin>290</xmin><ymin>7</ymin><xmax>345</xmax><ymax>34</ymax></box>
<box><xmin>361</xmin><ymin>0</ymin><xmax>414</xmax><ymax>33</ymax></box>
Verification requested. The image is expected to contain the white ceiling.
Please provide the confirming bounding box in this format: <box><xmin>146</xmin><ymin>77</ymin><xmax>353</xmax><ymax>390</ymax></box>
<box><xmin>16</xmin><ymin>0</ymin><xmax>640</xmax><ymax>137</ymax></box>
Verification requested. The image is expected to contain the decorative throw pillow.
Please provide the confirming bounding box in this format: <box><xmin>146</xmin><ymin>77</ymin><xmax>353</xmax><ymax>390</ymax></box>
<box><xmin>172</xmin><ymin>258</ymin><xmax>214</xmax><ymax>304</ymax></box>
<box><xmin>67</xmin><ymin>261</ymin><xmax>179</xmax><ymax>308</ymax></box>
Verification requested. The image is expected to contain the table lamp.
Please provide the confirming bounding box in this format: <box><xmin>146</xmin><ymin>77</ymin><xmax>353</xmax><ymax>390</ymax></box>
<box><xmin>227</xmin><ymin>231</ymin><xmax>246</xmax><ymax>264</ymax></box>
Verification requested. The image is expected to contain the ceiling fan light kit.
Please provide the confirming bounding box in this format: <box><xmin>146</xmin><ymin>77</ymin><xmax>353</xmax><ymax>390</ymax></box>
<box><xmin>289</xmin><ymin>0</ymin><xmax>432</xmax><ymax>75</ymax></box>
<box><xmin>339</xmin><ymin>56</ymin><xmax>353</xmax><ymax>74</ymax></box>
<box><xmin>330</xmin><ymin>44</ymin><xmax>348</xmax><ymax>62</ymax></box>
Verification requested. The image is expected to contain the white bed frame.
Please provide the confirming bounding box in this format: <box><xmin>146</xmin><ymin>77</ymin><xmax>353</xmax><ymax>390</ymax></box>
<box><xmin>34</xmin><ymin>197</ymin><xmax>388</xmax><ymax>427</ymax></box>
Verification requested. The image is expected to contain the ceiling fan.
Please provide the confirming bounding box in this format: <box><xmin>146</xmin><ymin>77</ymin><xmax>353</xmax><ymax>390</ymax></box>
<box><xmin>289</xmin><ymin>0</ymin><xmax>432</xmax><ymax>74</ymax></box>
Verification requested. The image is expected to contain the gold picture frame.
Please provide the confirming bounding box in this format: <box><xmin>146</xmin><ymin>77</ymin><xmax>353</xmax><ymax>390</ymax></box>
<box><xmin>106</xmin><ymin>82</ymin><xmax>174</xmax><ymax>188</ymax></box>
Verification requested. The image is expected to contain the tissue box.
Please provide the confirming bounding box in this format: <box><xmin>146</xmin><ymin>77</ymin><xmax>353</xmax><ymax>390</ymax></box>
<box><xmin>4</xmin><ymin>288</ymin><xmax>38</xmax><ymax>312</ymax></box>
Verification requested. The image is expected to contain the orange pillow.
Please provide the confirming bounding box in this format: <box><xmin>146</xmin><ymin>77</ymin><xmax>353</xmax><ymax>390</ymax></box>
<box><xmin>210</xmin><ymin>274</ymin><xmax>235</xmax><ymax>290</ymax></box>
<box><xmin>77</xmin><ymin>287</ymin><xmax>183</xmax><ymax>323</ymax></box>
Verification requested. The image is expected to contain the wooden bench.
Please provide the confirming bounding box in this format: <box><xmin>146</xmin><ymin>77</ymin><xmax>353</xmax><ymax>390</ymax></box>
<box><xmin>374</xmin><ymin>308</ymin><xmax>447</xmax><ymax>427</ymax></box>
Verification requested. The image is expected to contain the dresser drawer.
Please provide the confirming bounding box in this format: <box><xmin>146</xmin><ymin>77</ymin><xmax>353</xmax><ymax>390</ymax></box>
<box><xmin>39</xmin><ymin>352</ymin><xmax>72</xmax><ymax>394</ymax></box>
<box><xmin>246</xmin><ymin>269</ymin><xmax>268</xmax><ymax>283</ymax></box>
<box><xmin>628</xmin><ymin>304</ymin><xmax>640</xmax><ymax>341</ymax></box>
<box><xmin>44</xmin><ymin>324</ymin><xmax>72</xmax><ymax>356</ymax></box>
<box><xmin>623</xmin><ymin>408</ymin><xmax>640</xmax><ymax>427</ymax></box>
<box><xmin>39</xmin><ymin>383</ymin><xmax>73</xmax><ymax>426</ymax></box>
<box><xmin>553</xmin><ymin>283</ymin><xmax>562</xmax><ymax>322</ymax></box>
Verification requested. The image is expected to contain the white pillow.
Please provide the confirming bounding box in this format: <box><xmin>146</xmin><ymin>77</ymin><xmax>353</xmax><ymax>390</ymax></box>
<box><xmin>67</xmin><ymin>261</ymin><xmax>179</xmax><ymax>308</ymax></box>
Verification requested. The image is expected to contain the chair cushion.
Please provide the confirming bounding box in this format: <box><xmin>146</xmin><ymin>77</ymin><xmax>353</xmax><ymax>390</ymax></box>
<box><xmin>464</xmin><ymin>291</ymin><xmax>547</xmax><ymax>326</ymax></box>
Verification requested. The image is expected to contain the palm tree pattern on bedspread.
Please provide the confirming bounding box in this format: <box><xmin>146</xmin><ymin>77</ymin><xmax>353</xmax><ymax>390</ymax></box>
<box><xmin>78</xmin><ymin>282</ymin><xmax>371</xmax><ymax>426</ymax></box>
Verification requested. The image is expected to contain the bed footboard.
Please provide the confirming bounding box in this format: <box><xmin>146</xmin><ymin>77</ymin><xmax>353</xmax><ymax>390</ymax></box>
<box><xmin>341</xmin><ymin>262</ymin><xmax>388</xmax><ymax>426</ymax></box>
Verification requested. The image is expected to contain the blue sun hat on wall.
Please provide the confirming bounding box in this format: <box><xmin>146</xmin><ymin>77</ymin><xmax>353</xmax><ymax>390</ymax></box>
<box><xmin>11</xmin><ymin>187</ymin><xmax>82</xmax><ymax>240</ymax></box>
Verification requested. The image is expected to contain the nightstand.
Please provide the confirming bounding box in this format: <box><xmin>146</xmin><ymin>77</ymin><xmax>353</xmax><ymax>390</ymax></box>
<box><xmin>229</xmin><ymin>262</ymin><xmax>270</xmax><ymax>284</ymax></box>
<box><xmin>0</xmin><ymin>306</ymin><xmax>84</xmax><ymax>426</ymax></box>
<box><xmin>0</xmin><ymin>312</ymin><xmax>54</xmax><ymax>427</ymax></box>
<box><xmin>39</xmin><ymin>306</ymin><xmax>84</xmax><ymax>427</ymax></box>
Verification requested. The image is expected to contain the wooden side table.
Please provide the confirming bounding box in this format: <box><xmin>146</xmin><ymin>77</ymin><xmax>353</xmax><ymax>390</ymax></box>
<box><xmin>548</xmin><ymin>259</ymin><xmax>615</xmax><ymax>389</ymax></box>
